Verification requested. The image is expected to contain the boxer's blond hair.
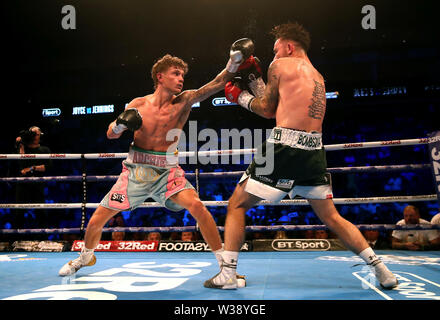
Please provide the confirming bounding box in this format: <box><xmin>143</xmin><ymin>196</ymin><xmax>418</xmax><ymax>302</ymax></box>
<box><xmin>151</xmin><ymin>54</ymin><xmax>188</xmax><ymax>89</ymax></box>
<box><xmin>270</xmin><ymin>21</ymin><xmax>311</xmax><ymax>52</ymax></box>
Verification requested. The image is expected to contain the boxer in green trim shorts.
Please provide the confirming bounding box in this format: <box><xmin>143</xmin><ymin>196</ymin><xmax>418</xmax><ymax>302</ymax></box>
<box><xmin>205</xmin><ymin>22</ymin><xmax>397</xmax><ymax>290</ymax></box>
<box><xmin>240</xmin><ymin>128</ymin><xmax>333</xmax><ymax>202</ymax></box>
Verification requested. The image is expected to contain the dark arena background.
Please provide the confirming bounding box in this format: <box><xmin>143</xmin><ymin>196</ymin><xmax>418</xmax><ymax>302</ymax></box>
<box><xmin>0</xmin><ymin>0</ymin><xmax>439</xmax><ymax>314</ymax></box>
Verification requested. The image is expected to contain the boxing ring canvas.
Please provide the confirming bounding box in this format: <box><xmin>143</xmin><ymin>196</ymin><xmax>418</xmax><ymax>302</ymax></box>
<box><xmin>1</xmin><ymin>251</ymin><xmax>439</xmax><ymax>301</ymax></box>
<box><xmin>1</xmin><ymin>135</ymin><xmax>439</xmax><ymax>308</ymax></box>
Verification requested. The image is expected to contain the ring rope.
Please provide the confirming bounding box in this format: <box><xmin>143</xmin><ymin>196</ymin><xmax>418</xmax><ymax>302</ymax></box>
<box><xmin>0</xmin><ymin>137</ymin><xmax>429</xmax><ymax>160</ymax></box>
<box><xmin>0</xmin><ymin>194</ymin><xmax>436</xmax><ymax>210</ymax></box>
<box><xmin>1</xmin><ymin>137</ymin><xmax>436</xmax><ymax>235</ymax></box>
<box><xmin>1</xmin><ymin>224</ymin><xmax>439</xmax><ymax>234</ymax></box>
<box><xmin>0</xmin><ymin>163</ymin><xmax>431</xmax><ymax>183</ymax></box>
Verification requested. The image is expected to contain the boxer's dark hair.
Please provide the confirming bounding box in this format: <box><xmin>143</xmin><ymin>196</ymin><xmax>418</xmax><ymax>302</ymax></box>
<box><xmin>270</xmin><ymin>21</ymin><xmax>311</xmax><ymax>52</ymax></box>
<box><xmin>151</xmin><ymin>54</ymin><xmax>188</xmax><ymax>89</ymax></box>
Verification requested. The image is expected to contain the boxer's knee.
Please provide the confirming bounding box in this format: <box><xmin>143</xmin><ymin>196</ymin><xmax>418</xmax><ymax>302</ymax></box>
<box><xmin>187</xmin><ymin>199</ymin><xmax>208</xmax><ymax>220</ymax></box>
<box><xmin>309</xmin><ymin>199</ymin><xmax>340</xmax><ymax>227</ymax></box>
<box><xmin>227</xmin><ymin>193</ymin><xmax>244</xmax><ymax>212</ymax></box>
<box><xmin>321</xmin><ymin>214</ymin><xmax>339</xmax><ymax>230</ymax></box>
<box><xmin>87</xmin><ymin>206</ymin><xmax>118</xmax><ymax>232</ymax></box>
<box><xmin>86</xmin><ymin>216</ymin><xmax>103</xmax><ymax>233</ymax></box>
<box><xmin>228</xmin><ymin>182</ymin><xmax>259</xmax><ymax>213</ymax></box>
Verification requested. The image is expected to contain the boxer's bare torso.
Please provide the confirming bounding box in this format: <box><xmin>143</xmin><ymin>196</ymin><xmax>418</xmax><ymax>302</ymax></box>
<box><xmin>107</xmin><ymin>65</ymin><xmax>233</xmax><ymax>152</ymax></box>
<box><xmin>129</xmin><ymin>94</ymin><xmax>191</xmax><ymax>152</ymax></box>
<box><xmin>274</xmin><ymin>57</ymin><xmax>326</xmax><ymax>133</ymax></box>
<box><xmin>250</xmin><ymin>39</ymin><xmax>326</xmax><ymax>134</ymax></box>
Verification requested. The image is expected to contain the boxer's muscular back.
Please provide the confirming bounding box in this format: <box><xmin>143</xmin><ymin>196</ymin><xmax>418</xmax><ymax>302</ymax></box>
<box><xmin>131</xmin><ymin>95</ymin><xmax>191</xmax><ymax>152</ymax></box>
<box><xmin>275</xmin><ymin>57</ymin><xmax>326</xmax><ymax>133</ymax></box>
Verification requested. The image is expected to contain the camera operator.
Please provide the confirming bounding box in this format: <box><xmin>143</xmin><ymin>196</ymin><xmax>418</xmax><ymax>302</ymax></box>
<box><xmin>14</xmin><ymin>126</ymin><xmax>53</xmax><ymax>230</ymax></box>
<box><xmin>15</xmin><ymin>126</ymin><xmax>52</xmax><ymax>175</ymax></box>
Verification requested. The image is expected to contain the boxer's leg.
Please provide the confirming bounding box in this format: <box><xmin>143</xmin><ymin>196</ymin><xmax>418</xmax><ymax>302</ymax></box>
<box><xmin>58</xmin><ymin>206</ymin><xmax>120</xmax><ymax>276</ymax></box>
<box><xmin>84</xmin><ymin>206</ymin><xmax>121</xmax><ymax>249</ymax></box>
<box><xmin>59</xmin><ymin>161</ymin><xmax>131</xmax><ymax>277</ymax></box>
<box><xmin>204</xmin><ymin>178</ymin><xmax>262</xmax><ymax>289</ymax></box>
<box><xmin>170</xmin><ymin>188</ymin><xmax>222</xmax><ymax>252</ymax></box>
<box><xmin>224</xmin><ymin>178</ymin><xmax>262</xmax><ymax>251</ymax></box>
<box><xmin>308</xmin><ymin>199</ymin><xmax>369</xmax><ymax>253</ymax></box>
<box><xmin>308</xmin><ymin>199</ymin><xmax>398</xmax><ymax>289</ymax></box>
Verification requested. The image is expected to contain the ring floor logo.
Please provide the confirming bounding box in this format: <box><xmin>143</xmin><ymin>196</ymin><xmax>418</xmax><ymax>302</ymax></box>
<box><xmin>316</xmin><ymin>254</ymin><xmax>440</xmax><ymax>300</ymax></box>
<box><xmin>317</xmin><ymin>254</ymin><xmax>440</xmax><ymax>266</ymax></box>
<box><xmin>353</xmin><ymin>270</ymin><xmax>440</xmax><ymax>300</ymax></box>
<box><xmin>2</xmin><ymin>260</ymin><xmax>211</xmax><ymax>300</ymax></box>
<box><xmin>0</xmin><ymin>254</ymin><xmax>47</xmax><ymax>262</ymax></box>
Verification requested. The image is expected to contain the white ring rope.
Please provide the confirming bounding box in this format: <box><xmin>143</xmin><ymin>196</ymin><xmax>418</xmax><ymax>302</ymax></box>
<box><xmin>0</xmin><ymin>137</ymin><xmax>429</xmax><ymax>160</ymax></box>
<box><xmin>1</xmin><ymin>136</ymin><xmax>437</xmax><ymax>235</ymax></box>
<box><xmin>1</xmin><ymin>224</ymin><xmax>439</xmax><ymax>234</ymax></box>
<box><xmin>0</xmin><ymin>194</ymin><xmax>436</xmax><ymax>210</ymax></box>
<box><xmin>0</xmin><ymin>163</ymin><xmax>432</xmax><ymax>183</ymax></box>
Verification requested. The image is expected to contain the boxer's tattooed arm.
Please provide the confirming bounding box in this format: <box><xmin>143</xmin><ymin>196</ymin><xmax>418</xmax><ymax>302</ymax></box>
<box><xmin>182</xmin><ymin>69</ymin><xmax>235</xmax><ymax>108</ymax></box>
<box><xmin>308</xmin><ymin>80</ymin><xmax>326</xmax><ymax>120</ymax></box>
<box><xmin>247</xmin><ymin>62</ymin><xmax>279</xmax><ymax>119</ymax></box>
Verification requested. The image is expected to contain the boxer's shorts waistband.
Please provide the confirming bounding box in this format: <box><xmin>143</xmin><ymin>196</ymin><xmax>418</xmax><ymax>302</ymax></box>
<box><xmin>267</xmin><ymin>127</ymin><xmax>323</xmax><ymax>150</ymax></box>
<box><xmin>126</xmin><ymin>145</ymin><xmax>178</xmax><ymax>168</ymax></box>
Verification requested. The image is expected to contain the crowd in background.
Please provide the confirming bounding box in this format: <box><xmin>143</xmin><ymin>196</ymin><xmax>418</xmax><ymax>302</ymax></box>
<box><xmin>0</xmin><ymin>98</ymin><xmax>439</xmax><ymax>251</ymax></box>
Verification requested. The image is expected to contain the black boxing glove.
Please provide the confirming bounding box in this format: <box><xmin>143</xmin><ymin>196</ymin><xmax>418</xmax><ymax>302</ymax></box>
<box><xmin>238</xmin><ymin>56</ymin><xmax>266</xmax><ymax>98</ymax></box>
<box><xmin>112</xmin><ymin>108</ymin><xmax>143</xmax><ymax>134</ymax></box>
<box><xmin>226</xmin><ymin>38</ymin><xmax>255</xmax><ymax>73</ymax></box>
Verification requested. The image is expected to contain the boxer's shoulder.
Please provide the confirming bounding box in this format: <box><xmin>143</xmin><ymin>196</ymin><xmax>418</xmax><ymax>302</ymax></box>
<box><xmin>271</xmin><ymin>57</ymin><xmax>307</xmax><ymax>71</ymax></box>
<box><xmin>269</xmin><ymin>57</ymin><xmax>292</xmax><ymax>69</ymax></box>
<box><xmin>126</xmin><ymin>96</ymin><xmax>149</xmax><ymax>110</ymax></box>
<box><xmin>171</xmin><ymin>90</ymin><xmax>194</xmax><ymax>107</ymax></box>
<box><xmin>267</xmin><ymin>58</ymin><xmax>286</xmax><ymax>78</ymax></box>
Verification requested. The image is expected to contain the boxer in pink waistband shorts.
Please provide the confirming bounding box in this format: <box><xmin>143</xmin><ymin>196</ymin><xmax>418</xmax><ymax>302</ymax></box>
<box><xmin>59</xmin><ymin>39</ymin><xmax>256</xmax><ymax>287</ymax></box>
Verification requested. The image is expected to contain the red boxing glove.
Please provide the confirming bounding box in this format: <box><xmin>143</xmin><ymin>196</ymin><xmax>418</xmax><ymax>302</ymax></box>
<box><xmin>237</xmin><ymin>55</ymin><xmax>262</xmax><ymax>76</ymax></box>
<box><xmin>225</xmin><ymin>80</ymin><xmax>244</xmax><ymax>103</ymax></box>
<box><xmin>238</xmin><ymin>56</ymin><xmax>265</xmax><ymax>98</ymax></box>
<box><xmin>225</xmin><ymin>78</ymin><xmax>255</xmax><ymax>111</ymax></box>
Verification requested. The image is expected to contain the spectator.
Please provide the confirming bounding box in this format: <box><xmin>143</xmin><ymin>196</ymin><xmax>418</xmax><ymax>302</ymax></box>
<box><xmin>169</xmin><ymin>232</ymin><xmax>180</xmax><ymax>241</ymax></box>
<box><xmin>13</xmin><ymin>126</ymin><xmax>53</xmax><ymax>229</ymax></box>
<box><xmin>252</xmin><ymin>232</ymin><xmax>266</xmax><ymax>240</ymax></box>
<box><xmin>62</xmin><ymin>233</ymin><xmax>80</xmax><ymax>242</ymax></box>
<box><xmin>431</xmin><ymin>212</ymin><xmax>440</xmax><ymax>227</ymax></box>
<box><xmin>274</xmin><ymin>230</ymin><xmax>288</xmax><ymax>239</ymax></box>
<box><xmin>362</xmin><ymin>229</ymin><xmax>390</xmax><ymax>249</ymax></box>
<box><xmin>315</xmin><ymin>229</ymin><xmax>329</xmax><ymax>239</ymax></box>
<box><xmin>14</xmin><ymin>126</ymin><xmax>52</xmax><ymax>180</ymax></box>
<box><xmin>108</xmin><ymin>213</ymin><xmax>125</xmax><ymax>228</ymax></box>
<box><xmin>359</xmin><ymin>216</ymin><xmax>391</xmax><ymax>249</ymax></box>
<box><xmin>181</xmin><ymin>231</ymin><xmax>194</xmax><ymax>241</ymax></box>
<box><xmin>392</xmin><ymin>205</ymin><xmax>438</xmax><ymax>250</ymax></box>
<box><xmin>132</xmin><ymin>232</ymin><xmax>147</xmax><ymax>240</ymax></box>
<box><xmin>147</xmin><ymin>232</ymin><xmax>162</xmax><ymax>241</ymax></box>
<box><xmin>108</xmin><ymin>213</ymin><xmax>125</xmax><ymax>241</ymax></box>
<box><xmin>111</xmin><ymin>231</ymin><xmax>125</xmax><ymax>241</ymax></box>
<box><xmin>303</xmin><ymin>230</ymin><xmax>315</xmax><ymax>239</ymax></box>
<box><xmin>312</xmin><ymin>228</ymin><xmax>346</xmax><ymax>250</ymax></box>
<box><xmin>430</xmin><ymin>212</ymin><xmax>440</xmax><ymax>249</ymax></box>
